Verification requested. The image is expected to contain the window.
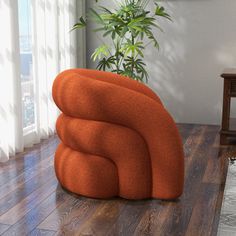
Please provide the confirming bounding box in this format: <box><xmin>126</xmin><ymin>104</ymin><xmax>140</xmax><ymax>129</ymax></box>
<box><xmin>18</xmin><ymin>0</ymin><xmax>35</xmax><ymax>132</ymax></box>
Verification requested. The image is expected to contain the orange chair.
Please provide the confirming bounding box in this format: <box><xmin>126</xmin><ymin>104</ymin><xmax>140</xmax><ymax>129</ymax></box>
<box><xmin>52</xmin><ymin>69</ymin><xmax>184</xmax><ymax>200</ymax></box>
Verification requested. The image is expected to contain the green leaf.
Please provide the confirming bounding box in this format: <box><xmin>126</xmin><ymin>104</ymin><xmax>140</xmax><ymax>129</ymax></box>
<box><xmin>77</xmin><ymin>0</ymin><xmax>172</xmax><ymax>83</ymax></box>
<box><xmin>99</xmin><ymin>6</ymin><xmax>113</xmax><ymax>15</ymax></box>
<box><xmin>89</xmin><ymin>8</ymin><xmax>105</xmax><ymax>25</ymax></box>
<box><xmin>112</xmin><ymin>31</ymin><xmax>116</xmax><ymax>39</ymax></box>
<box><xmin>120</xmin><ymin>26</ymin><xmax>128</xmax><ymax>37</ymax></box>
<box><xmin>79</xmin><ymin>16</ymin><xmax>86</xmax><ymax>25</ymax></box>
<box><xmin>70</xmin><ymin>16</ymin><xmax>86</xmax><ymax>31</ymax></box>
<box><xmin>96</xmin><ymin>56</ymin><xmax>116</xmax><ymax>71</ymax></box>
<box><xmin>103</xmin><ymin>30</ymin><xmax>113</xmax><ymax>37</ymax></box>
<box><xmin>91</xmin><ymin>45</ymin><xmax>110</xmax><ymax>61</ymax></box>
<box><xmin>155</xmin><ymin>3</ymin><xmax>172</xmax><ymax>21</ymax></box>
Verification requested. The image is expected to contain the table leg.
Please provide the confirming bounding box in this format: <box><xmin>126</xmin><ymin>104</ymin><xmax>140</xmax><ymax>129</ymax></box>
<box><xmin>220</xmin><ymin>80</ymin><xmax>231</xmax><ymax>145</ymax></box>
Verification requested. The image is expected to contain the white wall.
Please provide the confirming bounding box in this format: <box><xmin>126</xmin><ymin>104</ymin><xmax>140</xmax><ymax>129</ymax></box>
<box><xmin>86</xmin><ymin>0</ymin><xmax>236</xmax><ymax>125</ymax></box>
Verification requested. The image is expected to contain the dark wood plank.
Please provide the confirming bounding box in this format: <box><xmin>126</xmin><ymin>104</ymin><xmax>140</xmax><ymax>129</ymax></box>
<box><xmin>183</xmin><ymin>125</ymin><xmax>207</xmax><ymax>159</ymax></box>
<box><xmin>76</xmin><ymin>200</ymin><xmax>126</xmax><ymax>235</ymax></box>
<box><xmin>186</xmin><ymin>183</ymin><xmax>221</xmax><ymax>236</ymax></box>
<box><xmin>177</xmin><ymin>123</ymin><xmax>195</xmax><ymax>144</ymax></box>
<box><xmin>209</xmin><ymin>144</ymin><xmax>231</xmax><ymax>236</ymax></box>
<box><xmin>107</xmin><ymin>200</ymin><xmax>157</xmax><ymax>236</ymax></box>
<box><xmin>134</xmin><ymin>125</ymin><xmax>219</xmax><ymax>236</ymax></box>
<box><xmin>0</xmin><ymin>155</ymin><xmax>54</xmax><ymax>201</ymax></box>
<box><xmin>0</xmin><ymin>136</ymin><xmax>58</xmax><ymax>186</ymax></box>
<box><xmin>203</xmin><ymin>147</ymin><xmax>229</xmax><ymax>184</ymax></box>
<box><xmin>0</xmin><ymin>223</ymin><xmax>10</xmax><ymax>235</ymax></box>
<box><xmin>28</xmin><ymin>229</ymin><xmax>56</xmax><ymax>236</ymax></box>
<box><xmin>38</xmin><ymin>196</ymin><xmax>101</xmax><ymax>233</ymax></box>
<box><xmin>210</xmin><ymin>183</ymin><xmax>227</xmax><ymax>236</ymax></box>
<box><xmin>0</xmin><ymin>166</ymin><xmax>55</xmax><ymax>216</ymax></box>
<box><xmin>0</xmin><ymin>177</ymin><xmax>58</xmax><ymax>225</ymax></box>
<box><xmin>1</xmin><ymin>186</ymin><xmax>67</xmax><ymax>235</ymax></box>
<box><xmin>0</xmin><ymin>124</ymin><xmax>230</xmax><ymax>235</ymax></box>
<box><xmin>133</xmin><ymin>200</ymin><xmax>173</xmax><ymax>236</ymax></box>
<box><xmin>133</xmin><ymin>124</ymin><xmax>206</xmax><ymax>235</ymax></box>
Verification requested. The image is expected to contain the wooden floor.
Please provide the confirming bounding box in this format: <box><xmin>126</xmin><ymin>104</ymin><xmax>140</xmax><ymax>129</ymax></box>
<box><xmin>0</xmin><ymin>124</ymin><xmax>233</xmax><ymax>236</ymax></box>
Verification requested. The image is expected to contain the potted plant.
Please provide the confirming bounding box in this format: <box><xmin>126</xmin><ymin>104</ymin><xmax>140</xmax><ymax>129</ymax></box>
<box><xmin>73</xmin><ymin>0</ymin><xmax>171</xmax><ymax>83</ymax></box>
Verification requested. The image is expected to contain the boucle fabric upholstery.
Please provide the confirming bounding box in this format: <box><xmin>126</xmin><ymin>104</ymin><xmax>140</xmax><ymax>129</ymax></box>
<box><xmin>52</xmin><ymin>68</ymin><xmax>184</xmax><ymax>200</ymax></box>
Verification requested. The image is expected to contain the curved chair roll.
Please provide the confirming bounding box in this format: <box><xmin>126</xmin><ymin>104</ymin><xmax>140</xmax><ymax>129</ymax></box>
<box><xmin>52</xmin><ymin>68</ymin><xmax>184</xmax><ymax>200</ymax></box>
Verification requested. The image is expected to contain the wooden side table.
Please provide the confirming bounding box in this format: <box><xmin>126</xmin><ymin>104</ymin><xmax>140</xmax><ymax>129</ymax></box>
<box><xmin>220</xmin><ymin>68</ymin><xmax>236</xmax><ymax>145</ymax></box>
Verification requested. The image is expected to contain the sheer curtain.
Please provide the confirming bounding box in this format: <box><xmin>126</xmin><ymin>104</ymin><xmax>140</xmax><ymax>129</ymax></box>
<box><xmin>0</xmin><ymin>0</ymin><xmax>85</xmax><ymax>162</ymax></box>
<box><xmin>0</xmin><ymin>0</ymin><xmax>23</xmax><ymax>162</ymax></box>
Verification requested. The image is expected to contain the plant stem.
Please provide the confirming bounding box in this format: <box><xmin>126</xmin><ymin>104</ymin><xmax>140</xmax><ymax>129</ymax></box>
<box><xmin>131</xmin><ymin>35</ymin><xmax>135</xmax><ymax>77</ymax></box>
<box><xmin>115</xmin><ymin>39</ymin><xmax>120</xmax><ymax>73</ymax></box>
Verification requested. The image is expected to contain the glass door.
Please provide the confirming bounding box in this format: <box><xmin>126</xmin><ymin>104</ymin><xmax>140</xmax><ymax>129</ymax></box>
<box><xmin>18</xmin><ymin>0</ymin><xmax>35</xmax><ymax>134</ymax></box>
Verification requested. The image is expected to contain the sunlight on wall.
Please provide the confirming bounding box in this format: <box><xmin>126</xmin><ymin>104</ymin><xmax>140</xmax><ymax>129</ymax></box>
<box><xmin>86</xmin><ymin>0</ymin><xmax>236</xmax><ymax>125</ymax></box>
<box><xmin>0</xmin><ymin>0</ymin><xmax>23</xmax><ymax>160</ymax></box>
<box><xmin>146</xmin><ymin>0</ymin><xmax>236</xmax><ymax>125</ymax></box>
<box><xmin>216</xmin><ymin>45</ymin><xmax>236</xmax><ymax>66</ymax></box>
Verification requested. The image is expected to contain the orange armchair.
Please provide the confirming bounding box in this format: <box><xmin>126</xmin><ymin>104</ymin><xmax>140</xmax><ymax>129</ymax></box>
<box><xmin>52</xmin><ymin>69</ymin><xmax>184</xmax><ymax>200</ymax></box>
